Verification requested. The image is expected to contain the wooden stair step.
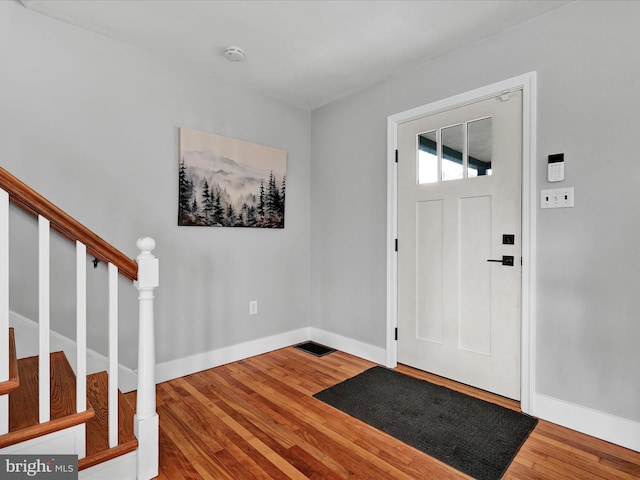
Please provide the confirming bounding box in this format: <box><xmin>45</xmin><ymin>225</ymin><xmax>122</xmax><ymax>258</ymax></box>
<box><xmin>0</xmin><ymin>351</ymin><xmax>94</xmax><ymax>448</ymax></box>
<box><xmin>80</xmin><ymin>371</ymin><xmax>137</xmax><ymax>470</ymax></box>
<box><xmin>0</xmin><ymin>328</ymin><xmax>19</xmax><ymax>396</ymax></box>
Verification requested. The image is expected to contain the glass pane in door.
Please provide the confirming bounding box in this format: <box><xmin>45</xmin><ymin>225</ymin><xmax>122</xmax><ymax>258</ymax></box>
<box><xmin>418</xmin><ymin>130</ymin><xmax>438</xmax><ymax>184</ymax></box>
<box><xmin>441</xmin><ymin>124</ymin><xmax>463</xmax><ymax>181</ymax></box>
<box><xmin>468</xmin><ymin>117</ymin><xmax>492</xmax><ymax>177</ymax></box>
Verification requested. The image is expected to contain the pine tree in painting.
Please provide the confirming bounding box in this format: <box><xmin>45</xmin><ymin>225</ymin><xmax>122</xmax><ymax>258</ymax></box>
<box><xmin>258</xmin><ymin>181</ymin><xmax>265</xmax><ymax>218</ymax></box>
<box><xmin>213</xmin><ymin>191</ymin><xmax>224</xmax><ymax>226</ymax></box>
<box><xmin>226</xmin><ymin>203</ymin><xmax>236</xmax><ymax>226</ymax></box>
<box><xmin>202</xmin><ymin>180</ymin><xmax>214</xmax><ymax>225</ymax></box>
<box><xmin>247</xmin><ymin>205</ymin><xmax>257</xmax><ymax>225</ymax></box>
<box><xmin>281</xmin><ymin>175</ymin><xmax>286</xmax><ymax>213</ymax></box>
<box><xmin>191</xmin><ymin>198</ymin><xmax>200</xmax><ymax>223</ymax></box>
<box><xmin>178</xmin><ymin>158</ymin><xmax>193</xmax><ymax>224</ymax></box>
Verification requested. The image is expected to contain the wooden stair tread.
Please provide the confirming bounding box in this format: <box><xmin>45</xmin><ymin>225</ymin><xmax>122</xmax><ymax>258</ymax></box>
<box><xmin>1</xmin><ymin>351</ymin><xmax>94</xmax><ymax>448</ymax></box>
<box><xmin>80</xmin><ymin>371</ymin><xmax>137</xmax><ymax>470</ymax></box>
<box><xmin>0</xmin><ymin>328</ymin><xmax>19</xmax><ymax>395</ymax></box>
<box><xmin>2</xmin><ymin>347</ymin><xmax>139</xmax><ymax>469</ymax></box>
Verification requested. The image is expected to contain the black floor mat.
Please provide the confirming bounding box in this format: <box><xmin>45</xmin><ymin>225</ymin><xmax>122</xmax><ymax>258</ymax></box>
<box><xmin>314</xmin><ymin>367</ymin><xmax>538</xmax><ymax>480</ymax></box>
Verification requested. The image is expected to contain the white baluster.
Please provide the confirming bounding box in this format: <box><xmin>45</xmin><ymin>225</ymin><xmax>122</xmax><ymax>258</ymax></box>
<box><xmin>0</xmin><ymin>189</ymin><xmax>9</xmax><ymax>435</ymax></box>
<box><xmin>76</xmin><ymin>241</ymin><xmax>87</xmax><ymax>459</ymax></box>
<box><xmin>134</xmin><ymin>237</ymin><xmax>159</xmax><ymax>480</ymax></box>
<box><xmin>76</xmin><ymin>242</ymin><xmax>87</xmax><ymax>414</ymax></box>
<box><xmin>108</xmin><ymin>262</ymin><xmax>118</xmax><ymax>448</ymax></box>
<box><xmin>38</xmin><ymin>216</ymin><xmax>50</xmax><ymax>423</ymax></box>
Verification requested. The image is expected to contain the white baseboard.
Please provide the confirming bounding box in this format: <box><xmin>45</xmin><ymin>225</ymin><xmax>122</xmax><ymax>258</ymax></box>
<box><xmin>534</xmin><ymin>393</ymin><xmax>640</xmax><ymax>452</ymax></box>
<box><xmin>309</xmin><ymin>328</ymin><xmax>387</xmax><ymax>365</ymax></box>
<box><xmin>9</xmin><ymin>310</ymin><xmax>138</xmax><ymax>392</ymax></box>
<box><xmin>154</xmin><ymin>328</ymin><xmax>310</xmax><ymax>384</ymax></box>
<box><xmin>154</xmin><ymin>327</ymin><xmax>387</xmax><ymax>385</ymax></box>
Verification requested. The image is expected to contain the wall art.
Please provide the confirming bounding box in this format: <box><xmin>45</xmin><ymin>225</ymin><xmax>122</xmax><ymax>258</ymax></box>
<box><xmin>178</xmin><ymin>128</ymin><xmax>287</xmax><ymax>228</ymax></box>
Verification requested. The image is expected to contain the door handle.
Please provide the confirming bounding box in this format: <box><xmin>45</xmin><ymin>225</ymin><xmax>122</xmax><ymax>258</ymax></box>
<box><xmin>487</xmin><ymin>255</ymin><xmax>514</xmax><ymax>266</ymax></box>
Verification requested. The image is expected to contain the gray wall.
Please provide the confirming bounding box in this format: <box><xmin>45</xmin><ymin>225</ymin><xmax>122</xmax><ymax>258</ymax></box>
<box><xmin>311</xmin><ymin>0</ymin><xmax>640</xmax><ymax>423</ymax></box>
<box><xmin>1</xmin><ymin>1</ymin><xmax>311</xmax><ymax>369</ymax></box>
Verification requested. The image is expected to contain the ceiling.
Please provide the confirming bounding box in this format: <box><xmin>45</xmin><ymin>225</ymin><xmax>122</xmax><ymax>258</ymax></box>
<box><xmin>19</xmin><ymin>0</ymin><xmax>573</xmax><ymax>110</ymax></box>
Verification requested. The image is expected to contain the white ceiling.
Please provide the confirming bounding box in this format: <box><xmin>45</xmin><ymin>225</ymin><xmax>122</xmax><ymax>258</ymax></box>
<box><xmin>20</xmin><ymin>0</ymin><xmax>573</xmax><ymax>110</ymax></box>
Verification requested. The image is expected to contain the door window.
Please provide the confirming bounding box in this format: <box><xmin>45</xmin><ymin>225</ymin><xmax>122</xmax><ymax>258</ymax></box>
<box><xmin>468</xmin><ymin>117</ymin><xmax>493</xmax><ymax>177</ymax></box>
<box><xmin>417</xmin><ymin>117</ymin><xmax>492</xmax><ymax>184</ymax></box>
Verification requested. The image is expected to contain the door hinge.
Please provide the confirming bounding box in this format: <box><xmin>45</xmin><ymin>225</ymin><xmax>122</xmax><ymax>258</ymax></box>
<box><xmin>395</xmin><ymin>327</ymin><xmax>398</xmax><ymax>341</ymax></box>
<box><xmin>395</xmin><ymin>238</ymin><xmax>398</xmax><ymax>252</ymax></box>
<box><xmin>395</xmin><ymin>149</ymin><xmax>398</xmax><ymax>163</ymax></box>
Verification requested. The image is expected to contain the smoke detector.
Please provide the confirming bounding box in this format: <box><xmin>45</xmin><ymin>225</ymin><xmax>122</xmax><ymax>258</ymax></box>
<box><xmin>224</xmin><ymin>46</ymin><xmax>245</xmax><ymax>62</ymax></box>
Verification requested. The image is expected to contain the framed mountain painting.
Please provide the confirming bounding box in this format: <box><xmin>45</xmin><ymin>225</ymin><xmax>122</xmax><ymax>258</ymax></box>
<box><xmin>178</xmin><ymin>128</ymin><xmax>287</xmax><ymax>228</ymax></box>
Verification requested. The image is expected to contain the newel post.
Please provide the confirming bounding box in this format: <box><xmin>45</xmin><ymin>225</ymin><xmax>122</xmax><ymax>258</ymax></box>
<box><xmin>134</xmin><ymin>237</ymin><xmax>159</xmax><ymax>480</ymax></box>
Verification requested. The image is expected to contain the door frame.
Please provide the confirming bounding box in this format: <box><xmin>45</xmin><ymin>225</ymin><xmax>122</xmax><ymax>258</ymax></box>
<box><xmin>386</xmin><ymin>72</ymin><xmax>537</xmax><ymax>414</ymax></box>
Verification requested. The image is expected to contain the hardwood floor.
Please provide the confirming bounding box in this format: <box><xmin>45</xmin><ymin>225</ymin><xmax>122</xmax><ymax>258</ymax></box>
<box><xmin>129</xmin><ymin>346</ymin><xmax>640</xmax><ymax>479</ymax></box>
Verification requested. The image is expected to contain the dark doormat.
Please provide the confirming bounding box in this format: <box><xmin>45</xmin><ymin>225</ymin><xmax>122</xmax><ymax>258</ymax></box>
<box><xmin>314</xmin><ymin>366</ymin><xmax>537</xmax><ymax>480</ymax></box>
<box><xmin>294</xmin><ymin>342</ymin><xmax>336</xmax><ymax>357</ymax></box>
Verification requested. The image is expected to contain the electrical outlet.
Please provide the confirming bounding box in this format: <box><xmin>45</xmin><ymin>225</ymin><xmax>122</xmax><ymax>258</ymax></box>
<box><xmin>541</xmin><ymin>187</ymin><xmax>574</xmax><ymax>209</ymax></box>
<box><xmin>249</xmin><ymin>300</ymin><xmax>258</xmax><ymax>315</ymax></box>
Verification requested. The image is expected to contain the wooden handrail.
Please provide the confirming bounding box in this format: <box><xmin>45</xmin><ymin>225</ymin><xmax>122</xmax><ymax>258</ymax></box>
<box><xmin>0</xmin><ymin>168</ymin><xmax>137</xmax><ymax>281</ymax></box>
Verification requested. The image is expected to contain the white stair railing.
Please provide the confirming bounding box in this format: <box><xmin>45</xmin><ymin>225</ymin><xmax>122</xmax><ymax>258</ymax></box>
<box><xmin>0</xmin><ymin>168</ymin><xmax>159</xmax><ymax>479</ymax></box>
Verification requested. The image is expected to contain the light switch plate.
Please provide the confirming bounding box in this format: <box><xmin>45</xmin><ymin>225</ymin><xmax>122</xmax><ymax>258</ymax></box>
<box><xmin>541</xmin><ymin>187</ymin><xmax>574</xmax><ymax>209</ymax></box>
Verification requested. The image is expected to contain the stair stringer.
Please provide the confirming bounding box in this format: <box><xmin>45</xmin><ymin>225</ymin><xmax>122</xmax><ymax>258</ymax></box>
<box><xmin>0</xmin><ymin>424</ymin><xmax>85</xmax><ymax>457</ymax></box>
<box><xmin>80</xmin><ymin>451</ymin><xmax>137</xmax><ymax>480</ymax></box>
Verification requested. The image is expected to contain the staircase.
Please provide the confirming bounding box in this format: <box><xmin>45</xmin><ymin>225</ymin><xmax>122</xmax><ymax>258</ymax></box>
<box><xmin>0</xmin><ymin>168</ymin><xmax>159</xmax><ymax>479</ymax></box>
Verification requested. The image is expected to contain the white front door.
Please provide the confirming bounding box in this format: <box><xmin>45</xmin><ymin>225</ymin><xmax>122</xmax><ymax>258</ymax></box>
<box><xmin>397</xmin><ymin>91</ymin><xmax>522</xmax><ymax>400</ymax></box>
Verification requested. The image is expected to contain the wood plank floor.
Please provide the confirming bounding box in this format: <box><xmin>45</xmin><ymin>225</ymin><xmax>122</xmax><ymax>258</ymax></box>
<box><xmin>132</xmin><ymin>346</ymin><xmax>640</xmax><ymax>479</ymax></box>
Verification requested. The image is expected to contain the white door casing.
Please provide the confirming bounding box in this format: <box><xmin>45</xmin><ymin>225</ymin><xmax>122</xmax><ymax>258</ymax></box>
<box><xmin>386</xmin><ymin>73</ymin><xmax>537</xmax><ymax>413</ymax></box>
<box><xmin>397</xmin><ymin>92</ymin><xmax>522</xmax><ymax>400</ymax></box>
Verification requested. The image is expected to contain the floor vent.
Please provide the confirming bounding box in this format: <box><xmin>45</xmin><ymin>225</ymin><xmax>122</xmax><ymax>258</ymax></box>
<box><xmin>294</xmin><ymin>342</ymin><xmax>336</xmax><ymax>357</ymax></box>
